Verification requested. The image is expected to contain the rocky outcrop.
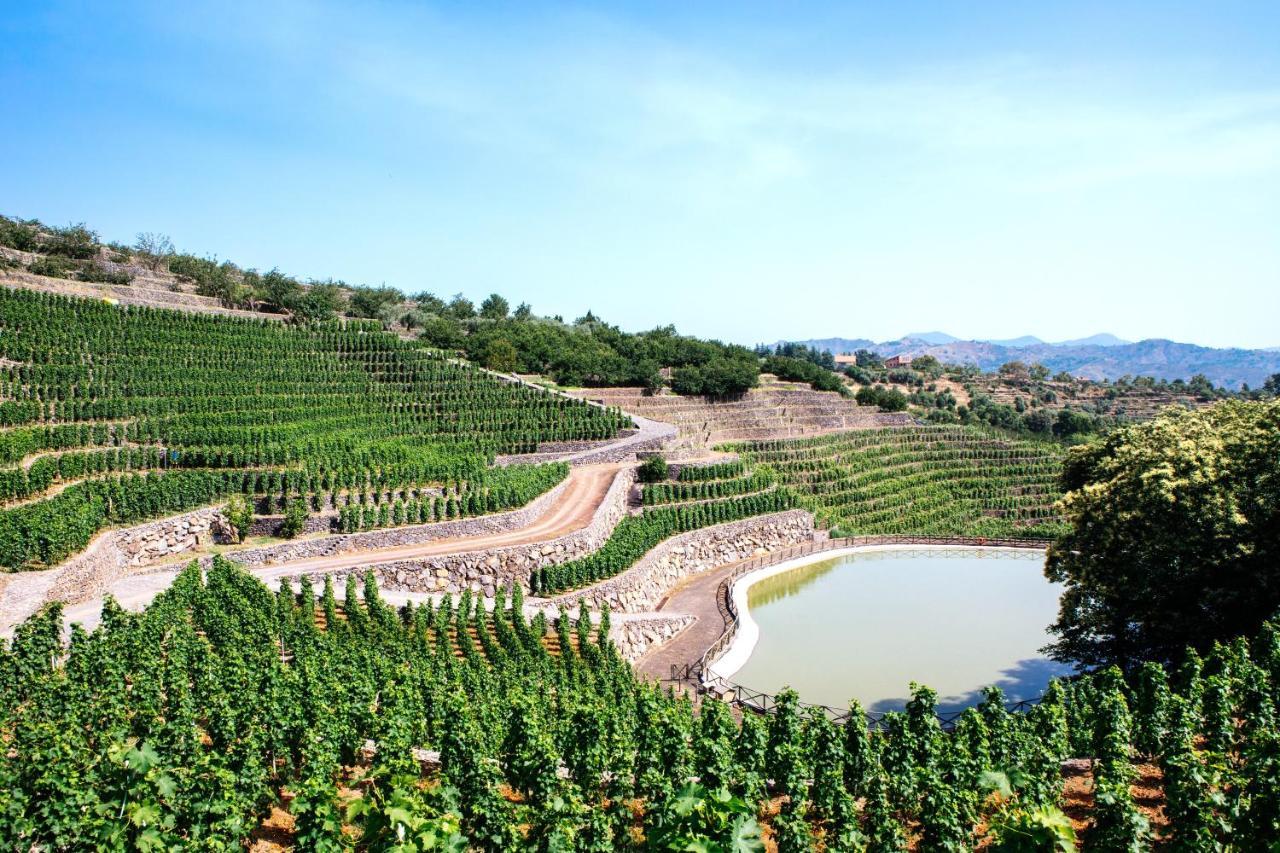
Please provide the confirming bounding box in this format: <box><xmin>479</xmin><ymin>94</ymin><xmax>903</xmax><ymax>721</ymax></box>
<box><xmin>546</xmin><ymin>509</ymin><xmax>816</xmax><ymax>613</ymax></box>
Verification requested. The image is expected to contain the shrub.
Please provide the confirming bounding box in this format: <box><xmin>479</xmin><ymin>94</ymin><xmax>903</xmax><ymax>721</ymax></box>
<box><xmin>348</xmin><ymin>285</ymin><xmax>405</xmax><ymax>320</ymax></box>
<box><xmin>78</xmin><ymin>263</ymin><xmax>133</xmax><ymax>285</ymax></box>
<box><xmin>484</xmin><ymin>338</ymin><xmax>518</xmax><ymax>373</ymax></box>
<box><xmin>28</xmin><ymin>256</ymin><xmax>75</xmax><ymax>279</ymax></box>
<box><xmin>671</xmin><ymin>356</ymin><xmax>758</xmax><ymax>397</ymax></box>
<box><xmin>855</xmin><ymin>384</ymin><xmax>908</xmax><ymax>411</ymax></box>
<box><xmin>279</xmin><ymin>499</ymin><xmax>309</xmax><ymax>539</ymax></box>
<box><xmin>224</xmin><ymin>494</ymin><xmax>254</xmax><ymax>543</ymax></box>
<box><xmin>637</xmin><ymin>455</ymin><xmax>668</xmax><ymax>483</ymax></box>
<box><xmin>0</xmin><ymin>216</ymin><xmax>40</xmax><ymax>251</ymax></box>
<box><xmin>762</xmin><ymin>355</ymin><xmax>848</xmax><ymax>395</ymax></box>
<box><xmin>44</xmin><ymin>223</ymin><xmax>100</xmax><ymax>259</ymax></box>
<box><xmin>134</xmin><ymin>232</ymin><xmax>174</xmax><ymax>271</ymax></box>
<box><xmin>479</xmin><ymin>293</ymin><xmax>509</xmax><ymax>320</ymax></box>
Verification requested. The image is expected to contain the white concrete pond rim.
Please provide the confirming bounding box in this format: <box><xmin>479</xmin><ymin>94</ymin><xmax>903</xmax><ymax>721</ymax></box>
<box><xmin>705</xmin><ymin>543</ymin><xmax>1049</xmax><ymax>687</ymax></box>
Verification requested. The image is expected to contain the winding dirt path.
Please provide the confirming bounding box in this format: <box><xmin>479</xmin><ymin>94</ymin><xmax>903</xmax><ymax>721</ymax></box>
<box><xmin>252</xmin><ymin>463</ymin><xmax>622</xmax><ymax>582</ymax></box>
<box><xmin>20</xmin><ymin>463</ymin><xmax>626</xmax><ymax>635</ymax></box>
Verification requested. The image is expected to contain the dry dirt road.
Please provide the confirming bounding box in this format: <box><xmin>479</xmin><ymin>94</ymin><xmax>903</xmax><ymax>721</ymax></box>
<box><xmin>45</xmin><ymin>463</ymin><xmax>625</xmax><ymax>634</ymax></box>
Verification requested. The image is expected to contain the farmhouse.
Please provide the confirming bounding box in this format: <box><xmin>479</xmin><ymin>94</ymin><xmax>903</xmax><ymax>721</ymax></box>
<box><xmin>884</xmin><ymin>354</ymin><xmax>914</xmax><ymax>368</ymax></box>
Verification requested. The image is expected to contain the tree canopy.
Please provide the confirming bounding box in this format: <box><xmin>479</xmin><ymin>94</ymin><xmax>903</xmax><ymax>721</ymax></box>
<box><xmin>1044</xmin><ymin>400</ymin><xmax>1280</xmax><ymax>668</ymax></box>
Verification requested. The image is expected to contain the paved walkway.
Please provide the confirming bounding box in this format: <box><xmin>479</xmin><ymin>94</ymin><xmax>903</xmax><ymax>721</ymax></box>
<box><xmin>633</xmin><ymin>558</ymin><xmax>745</xmax><ymax>682</ymax></box>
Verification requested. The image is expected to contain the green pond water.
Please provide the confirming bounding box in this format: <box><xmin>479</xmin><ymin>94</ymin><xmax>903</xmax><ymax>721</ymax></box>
<box><xmin>728</xmin><ymin>548</ymin><xmax>1075</xmax><ymax>714</ymax></box>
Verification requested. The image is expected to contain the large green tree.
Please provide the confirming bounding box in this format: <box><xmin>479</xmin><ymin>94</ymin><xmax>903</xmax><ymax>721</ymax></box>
<box><xmin>1045</xmin><ymin>400</ymin><xmax>1280</xmax><ymax>668</ymax></box>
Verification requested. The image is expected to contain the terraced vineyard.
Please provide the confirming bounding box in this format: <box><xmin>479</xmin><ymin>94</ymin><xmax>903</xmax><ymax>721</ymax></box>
<box><xmin>0</xmin><ymin>288</ymin><xmax>627</xmax><ymax>570</ymax></box>
<box><xmin>531</xmin><ymin>488</ymin><xmax>795</xmax><ymax>595</ymax></box>
<box><xmin>727</xmin><ymin>425</ymin><xmax>1067</xmax><ymax>539</ymax></box>
<box><xmin>569</xmin><ymin>378</ymin><xmax>911</xmax><ymax>457</ymax></box>
<box><xmin>640</xmin><ymin>466</ymin><xmax>776</xmax><ymax>505</ymax></box>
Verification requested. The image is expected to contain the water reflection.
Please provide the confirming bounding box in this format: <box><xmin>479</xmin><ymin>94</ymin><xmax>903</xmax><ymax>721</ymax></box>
<box><xmin>748</xmin><ymin>557</ymin><xmax>842</xmax><ymax>608</ymax></box>
<box><xmin>731</xmin><ymin>548</ymin><xmax>1074</xmax><ymax>713</ymax></box>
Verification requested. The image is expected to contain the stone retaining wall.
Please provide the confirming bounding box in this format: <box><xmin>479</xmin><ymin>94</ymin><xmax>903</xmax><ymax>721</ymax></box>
<box><xmin>611</xmin><ymin>614</ymin><xmax>696</xmax><ymax>663</ymax></box>
<box><xmin>274</xmin><ymin>469</ymin><xmax>635</xmax><ymax>598</ymax></box>
<box><xmin>201</xmin><ymin>475</ymin><xmax>576</xmax><ymax>570</ymax></box>
<box><xmin>495</xmin><ymin>415</ymin><xmax>676</xmax><ymax>467</ymax></box>
<box><xmin>546</xmin><ymin>509</ymin><xmax>816</xmax><ymax>613</ymax></box>
<box><xmin>115</xmin><ymin>508</ymin><xmax>230</xmax><ymax>566</ymax></box>
<box><xmin>247</xmin><ymin>512</ymin><xmax>336</xmax><ymax>538</ymax></box>
<box><xmin>9</xmin><ymin>506</ymin><xmax>233</xmax><ymax>621</ymax></box>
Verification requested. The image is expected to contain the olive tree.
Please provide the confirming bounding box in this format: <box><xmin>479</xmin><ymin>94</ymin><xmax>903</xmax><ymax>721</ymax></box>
<box><xmin>134</xmin><ymin>232</ymin><xmax>174</xmax><ymax>271</ymax></box>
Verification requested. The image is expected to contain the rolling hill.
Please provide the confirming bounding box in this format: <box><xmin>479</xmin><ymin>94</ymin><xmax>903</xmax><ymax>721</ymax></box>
<box><xmin>788</xmin><ymin>334</ymin><xmax>1280</xmax><ymax>388</ymax></box>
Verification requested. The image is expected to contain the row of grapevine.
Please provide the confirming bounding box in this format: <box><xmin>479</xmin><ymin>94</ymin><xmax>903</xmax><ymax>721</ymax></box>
<box><xmin>0</xmin><ymin>289</ymin><xmax>627</xmax><ymax>569</ymax></box>
<box><xmin>530</xmin><ymin>489</ymin><xmax>797</xmax><ymax>595</ymax></box>
<box><xmin>336</xmin><ymin>463</ymin><xmax>568</xmax><ymax>533</ymax></box>
<box><xmin>640</xmin><ymin>466</ymin><xmax>776</xmax><ymax>505</ymax></box>
<box><xmin>4</xmin><ymin>559</ymin><xmax>1280</xmax><ymax>848</ymax></box>
<box><xmin>725</xmin><ymin>425</ymin><xmax>1067</xmax><ymax>539</ymax></box>
<box><xmin>0</xmin><ymin>470</ymin><xmax>248</xmax><ymax>568</ymax></box>
<box><xmin>676</xmin><ymin>459</ymin><xmax>745</xmax><ymax>481</ymax></box>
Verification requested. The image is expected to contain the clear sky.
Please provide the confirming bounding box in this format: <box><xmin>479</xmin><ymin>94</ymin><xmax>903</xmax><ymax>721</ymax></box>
<box><xmin>3</xmin><ymin>1</ymin><xmax>1278</xmax><ymax>348</ymax></box>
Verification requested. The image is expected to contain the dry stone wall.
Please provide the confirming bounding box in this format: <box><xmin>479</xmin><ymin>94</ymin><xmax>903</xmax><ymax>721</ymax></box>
<box><xmin>247</xmin><ymin>512</ymin><xmax>335</xmax><ymax>538</ymax></box>
<box><xmin>610</xmin><ymin>614</ymin><xmax>696</xmax><ymax>663</ymax></box>
<box><xmin>0</xmin><ymin>505</ymin><xmax>232</xmax><ymax>627</ymax></box>
<box><xmin>114</xmin><ymin>508</ymin><xmax>230</xmax><ymax>566</ymax></box>
<box><xmin>204</xmin><ymin>475</ymin><xmax>576</xmax><ymax>570</ymax></box>
<box><xmin>273</xmin><ymin>469</ymin><xmax>635</xmax><ymax>598</ymax></box>
<box><xmin>546</xmin><ymin>509</ymin><xmax>816</xmax><ymax>613</ymax></box>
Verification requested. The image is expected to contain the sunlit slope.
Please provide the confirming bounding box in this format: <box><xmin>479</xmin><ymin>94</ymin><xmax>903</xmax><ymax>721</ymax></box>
<box><xmin>727</xmin><ymin>426</ymin><xmax>1066</xmax><ymax>539</ymax></box>
<box><xmin>0</xmin><ymin>288</ymin><xmax>626</xmax><ymax>569</ymax></box>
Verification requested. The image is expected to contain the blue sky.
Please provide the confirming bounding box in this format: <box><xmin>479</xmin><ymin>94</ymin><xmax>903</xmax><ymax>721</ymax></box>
<box><xmin>3</xmin><ymin>1</ymin><xmax>1278</xmax><ymax>348</ymax></box>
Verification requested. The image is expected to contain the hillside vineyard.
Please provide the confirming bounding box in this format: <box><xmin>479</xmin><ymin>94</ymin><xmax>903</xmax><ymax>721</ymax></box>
<box><xmin>729</xmin><ymin>427</ymin><xmax>1067</xmax><ymax>539</ymax></box>
<box><xmin>0</xmin><ymin>289</ymin><xmax>627</xmax><ymax>570</ymax></box>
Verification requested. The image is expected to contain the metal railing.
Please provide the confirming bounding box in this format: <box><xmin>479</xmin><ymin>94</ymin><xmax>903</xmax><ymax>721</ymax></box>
<box><xmin>667</xmin><ymin>534</ymin><xmax>1049</xmax><ymax>725</ymax></box>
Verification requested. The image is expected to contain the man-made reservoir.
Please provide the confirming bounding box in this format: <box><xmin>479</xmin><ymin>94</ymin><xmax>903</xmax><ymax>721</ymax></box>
<box><xmin>721</xmin><ymin>547</ymin><xmax>1074</xmax><ymax>714</ymax></box>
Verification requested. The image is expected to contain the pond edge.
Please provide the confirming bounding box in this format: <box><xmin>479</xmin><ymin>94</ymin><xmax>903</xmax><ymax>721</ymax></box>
<box><xmin>705</xmin><ymin>544</ymin><xmax>1048</xmax><ymax>686</ymax></box>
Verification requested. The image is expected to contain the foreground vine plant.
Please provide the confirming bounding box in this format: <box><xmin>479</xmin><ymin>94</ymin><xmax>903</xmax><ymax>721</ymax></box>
<box><xmin>4</xmin><ymin>557</ymin><xmax>1280</xmax><ymax>849</ymax></box>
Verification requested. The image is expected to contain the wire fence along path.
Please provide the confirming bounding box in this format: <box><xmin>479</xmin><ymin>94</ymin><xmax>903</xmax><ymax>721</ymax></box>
<box><xmin>665</xmin><ymin>534</ymin><xmax>1049</xmax><ymax>727</ymax></box>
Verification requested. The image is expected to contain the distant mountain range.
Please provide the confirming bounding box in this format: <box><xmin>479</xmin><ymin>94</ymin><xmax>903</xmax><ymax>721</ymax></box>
<box><xmin>901</xmin><ymin>331</ymin><xmax>1133</xmax><ymax>348</ymax></box>
<box><xmin>782</xmin><ymin>333</ymin><xmax>1280</xmax><ymax>389</ymax></box>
